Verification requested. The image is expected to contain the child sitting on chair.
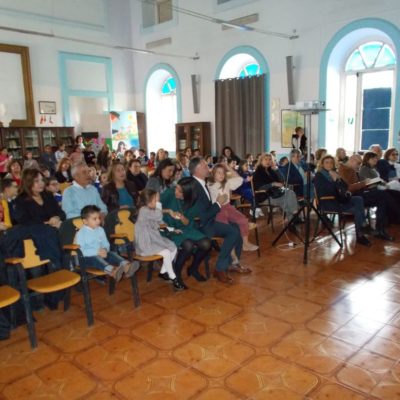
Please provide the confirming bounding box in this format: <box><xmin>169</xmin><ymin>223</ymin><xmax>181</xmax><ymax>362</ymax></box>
<box><xmin>45</xmin><ymin>177</ymin><xmax>62</xmax><ymax>206</ymax></box>
<box><xmin>76</xmin><ymin>205</ymin><xmax>136</xmax><ymax>281</ymax></box>
<box><xmin>208</xmin><ymin>163</ymin><xmax>258</xmax><ymax>252</ymax></box>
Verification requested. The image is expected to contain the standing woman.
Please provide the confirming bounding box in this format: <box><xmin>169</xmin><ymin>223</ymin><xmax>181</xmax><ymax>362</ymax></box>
<box><xmin>97</xmin><ymin>144</ymin><xmax>111</xmax><ymax>171</ymax></box>
<box><xmin>14</xmin><ymin>169</ymin><xmax>65</xmax><ymax>227</ymax></box>
<box><xmin>252</xmin><ymin>153</ymin><xmax>298</xmax><ymax>222</ymax></box>
<box><xmin>55</xmin><ymin>158</ymin><xmax>73</xmax><ymax>183</ymax></box>
<box><xmin>101</xmin><ymin>163</ymin><xmax>138</xmax><ymax>212</ymax></box>
<box><xmin>5</xmin><ymin>160</ymin><xmax>22</xmax><ymax>186</ymax></box>
<box><xmin>161</xmin><ymin>177</ymin><xmax>211</xmax><ymax>285</ymax></box>
<box><xmin>221</xmin><ymin>146</ymin><xmax>241</xmax><ymax>165</ymax></box>
<box><xmin>146</xmin><ymin>158</ymin><xmax>175</xmax><ymax>195</ymax></box>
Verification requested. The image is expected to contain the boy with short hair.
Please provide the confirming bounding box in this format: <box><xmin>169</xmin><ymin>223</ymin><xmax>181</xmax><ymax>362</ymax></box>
<box><xmin>76</xmin><ymin>205</ymin><xmax>137</xmax><ymax>281</ymax></box>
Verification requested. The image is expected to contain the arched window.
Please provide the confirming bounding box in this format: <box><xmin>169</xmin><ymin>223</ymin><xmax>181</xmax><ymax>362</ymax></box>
<box><xmin>239</xmin><ymin>62</ymin><xmax>262</xmax><ymax>77</ymax></box>
<box><xmin>342</xmin><ymin>41</ymin><xmax>396</xmax><ymax>151</ymax></box>
<box><xmin>146</xmin><ymin>68</ymin><xmax>179</xmax><ymax>155</ymax></box>
<box><xmin>219</xmin><ymin>53</ymin><xmax>262</xmax><ymax>79</ymax></box>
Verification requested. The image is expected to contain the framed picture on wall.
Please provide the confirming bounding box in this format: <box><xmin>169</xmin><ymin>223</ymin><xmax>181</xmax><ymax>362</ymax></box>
<box><xmin>281</xmin><ymin>109</ymin><xmax>305</xmax><ymax>148</ymax></box>
<box><xmin>39</xmin><ymin>101</ymin><xmax>56</xmax><ymax>114</ymax></box>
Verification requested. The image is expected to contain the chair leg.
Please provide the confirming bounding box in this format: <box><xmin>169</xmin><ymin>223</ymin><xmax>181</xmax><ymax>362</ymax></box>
<box><xmin>80</xmin><ymin>276</ymin><xmax>94</xmax><ymax>326</ymax></box>
<box><xmin>64</xmin><ymin>288</ymin><xmax>71</xmax><ymax>311</ymax></box>
<box><xmin>130</xmin><ymin>274</ymin><xmax>141</xmax><ymax>307</ymax></box>
<box><xmin>146</xmin><ymin>262</ymin><xmax>153</xmax><ymax>282</ymax></box>
<box><xmin>269</xmin><ymin>208</ymin><xmax>275</xmax><ymax>232</ymax></box>
<box><xmin>204</xmin><ymin>249</ymin><xmax>211</xmax><ymax>279</ymax></box>
<box><xmin>108</xmin><ymin>277</ymin><xmax>116</xmax><ymax>295</ymax></box>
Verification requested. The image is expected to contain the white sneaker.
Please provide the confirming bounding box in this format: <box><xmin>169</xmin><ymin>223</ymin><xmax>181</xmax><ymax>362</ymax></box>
<box><xmin>256</xmin><ymin>208</ymin><xmax>264</xmax><ymax>217</ymax></box>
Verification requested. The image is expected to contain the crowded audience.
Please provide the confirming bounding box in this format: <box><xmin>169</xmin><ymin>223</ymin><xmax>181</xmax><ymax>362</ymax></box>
<box><xmin>1</xmin><ymin>135</ymin><xmax>400</xmax><ymax>306</ymax></box>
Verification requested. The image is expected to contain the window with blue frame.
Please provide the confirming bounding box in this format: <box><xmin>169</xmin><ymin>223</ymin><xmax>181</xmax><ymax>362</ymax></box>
<box><xmin>345</xmin><ymin>42</ymin><xmax>396</xmax><ymax>72</ymax></box>
<box><xmin>239</xmin><ymin>63</ymin><xmax>262</xmax><ymax>77</ymax></box>
<box><xmin>344</xmin><ymin>42</ymin><xmax>396</xmax><ymax>150</ymax></box>
<box><xmin>161</xmin><ymin>76</ymin><xmax>176</xmax><ymax>95</ymax></box>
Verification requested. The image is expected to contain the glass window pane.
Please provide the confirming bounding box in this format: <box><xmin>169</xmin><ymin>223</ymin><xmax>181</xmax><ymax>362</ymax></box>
<box><xmin>161</xmin><ymin>77</ymin><xmax>176</xmax><ymax>95</ymax></box>
<box><xmin>359</xmin><ymin>42</ymin><xmax>382</xmax><ymax>68</ymax></box>
<box><xmin>343</xmin><ymin>75</ymin><xmax>357</xmax><ymax>151</ymax></box>
<box><xmin>375</xmin><ymin>45</ymin><xmax>396</xmax><ymax>68</ymax></box>
<box><xmin>345</xmin><ymin>49</ymin><xmax>365</xmax><ymax>71</ymax></box>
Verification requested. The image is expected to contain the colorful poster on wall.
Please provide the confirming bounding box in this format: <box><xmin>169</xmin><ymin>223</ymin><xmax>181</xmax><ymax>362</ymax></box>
<box><xmin>281</xmin><ymin>110</ymin><xmax>305</xmax><ymax>148</ymax></box>
<box><xmin>109</xmin><ymin>111</ymin><xmax>139</xmax><ymax>157</ymax></box>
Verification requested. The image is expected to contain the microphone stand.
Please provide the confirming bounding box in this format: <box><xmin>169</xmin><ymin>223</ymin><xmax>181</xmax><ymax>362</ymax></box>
<box><xmin>272</xmin><ymin>108</ymin><xmax>342</xmax><ymax>264</ymax></box>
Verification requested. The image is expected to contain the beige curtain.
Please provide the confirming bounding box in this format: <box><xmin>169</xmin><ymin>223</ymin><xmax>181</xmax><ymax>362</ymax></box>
<box><xmin>215</xmin><ymin>74</ymin><xmax>265</xmax><ymax>158</ymax></box>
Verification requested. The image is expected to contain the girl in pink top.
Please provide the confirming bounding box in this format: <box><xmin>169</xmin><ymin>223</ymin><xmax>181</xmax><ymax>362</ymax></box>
<box><xmin>207</xmin><ymin>163</ymin><xmax>258</xmax><ymax>252</ymax></box>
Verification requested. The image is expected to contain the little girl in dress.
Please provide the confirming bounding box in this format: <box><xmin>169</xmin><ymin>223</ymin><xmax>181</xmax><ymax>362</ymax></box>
<box><xmin>207</xmin><ymin>163</ymin><xmax>258</xmax><ymax>251</ymax></box>
<box><xmin>135</xmin><ymin>189</ymin><xmax>185</xmax><ymax>291</ymax></box>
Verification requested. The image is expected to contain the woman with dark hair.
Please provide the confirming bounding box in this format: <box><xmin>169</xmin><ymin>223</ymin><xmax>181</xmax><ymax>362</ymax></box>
<box><xmin>127</xmin><ymin>159</ymin><xmax>148</xmax><ymax>191</ymax></box>
<box><xmin>55</xmin><ymin>158</ymin><xmax>73</xmax><ymax>183</ymax></box>
<box><xmin>101</xmin><ymin>163</ymin><xmax>138</xmax><ymax>212</ymax></box>
<box><xmin>221</xmin><ymin>146</ymin><xmax>241</xmax><ymax>164</ymax></box>
<box><xmin>145</xmin><ymin>158</ymin><xmax>175</xmax><ymax>194</ymax></box>
<box><xmin>75</xmin><ymin>135</ymin><xmax>85</xmax><ymax>149</ymax></box>
<box><xmin>377</xmin><ymin>148</ymin><xmax>400</xmax><ymax>183</ymax></box>
<box><xmin>292</xmin><ymin>126</ymin><xmax>307</xmax><ymax>155</ymax></box>
<box><xmin>360</xmin><ymin>151</ymin><xmax>400</xmax><ymax>224</ymax></box>
<box><xmin>5</xmin><ymin>160</ymin><xmax>22</xmax><ymax>186</ymax></box>
<box><xmin>14</xmin><ymin>169</ymin><xmax>65</xmax><ymax>227</ymax></box>
<box><xmin>97</xmin><ymin>144</ymin><xmax>111</xmax><ymax>171</ymax></box>
<box><xmin>116</xmin><ymin>141</ymin><xmax>127</xmax><ymax>159</ymax></box>
<box><xmin>161</xmin><ymin>177</ymin><xmax>211</xmax><ymax>285</ymax></box>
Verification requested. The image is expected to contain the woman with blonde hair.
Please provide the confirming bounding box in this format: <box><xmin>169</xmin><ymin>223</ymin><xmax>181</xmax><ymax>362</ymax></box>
<box><xmin>252</xmin><ymin>153</ymin><xmax>298</xmax><ymax>222</ymax></box>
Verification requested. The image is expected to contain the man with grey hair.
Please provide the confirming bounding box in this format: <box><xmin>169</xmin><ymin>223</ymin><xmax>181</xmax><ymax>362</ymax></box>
<box><xmin>62</xmin><ymin>162</ymin><xmax>107</xmax><ymax>219</ymax></box>
<box><xmin>188</xmin><ymin>157</ymin><xmax>247</xmax><ymax>284</ymax></box>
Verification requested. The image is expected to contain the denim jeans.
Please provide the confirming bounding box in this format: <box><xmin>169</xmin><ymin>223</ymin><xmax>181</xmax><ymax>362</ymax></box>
<box><xmin>84</xmin><ymin>251</ymin><xmax>127</xmax><ymax>273</ymax></box>
<box><xmin>340</xmin><ymin>196</ymin><xmax>365</xmax><ymax>234</ymax></box>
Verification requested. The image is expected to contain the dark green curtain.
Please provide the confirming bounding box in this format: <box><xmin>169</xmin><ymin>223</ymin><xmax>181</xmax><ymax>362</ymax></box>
<box><xmin>215</xmin><ymin>74</ymin><xmax>265</xmax><ymax>158</ymax></box>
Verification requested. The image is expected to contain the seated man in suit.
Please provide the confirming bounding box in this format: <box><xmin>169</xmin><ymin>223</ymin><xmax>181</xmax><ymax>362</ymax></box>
<box><xmin>279</xmin><ymin>149</ymin><xmax>307</xmax><ymax>198</ymax></box>
<box><xmin>189</xmin><ymin>157</ymin><xmax>248</xmax><ymax>284</ymax></box>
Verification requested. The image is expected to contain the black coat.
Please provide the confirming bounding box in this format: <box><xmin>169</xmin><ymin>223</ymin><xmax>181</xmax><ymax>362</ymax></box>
<box><xmin>55</xmin><ymin>170</ymin><xmax>73</xmax><ymax>183</ymax></box>
<box><xmin>127</xmin><ymin>170</ymin><xmax>148</xmax><ymax>191</ymax></box>
<box><xmin>314</xmin><ymin>171</ymin><xmax>349</xmax><ymax>212</ymax></box>
<box><xmin>14</xmin><ymin>192</ymin><xmax>66</xmax><ymax>225</ymax></box>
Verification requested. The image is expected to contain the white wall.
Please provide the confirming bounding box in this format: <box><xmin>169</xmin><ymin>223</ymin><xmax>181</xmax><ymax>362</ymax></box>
<box><xmin>128</xmin><ymin>0</ymin><xmax>400</xmax><ymax>155</ymax></box>
<box><xmin>0</xmin><ymin>0</ymin><xmax>135</xmax><ymax>131</ymax></box>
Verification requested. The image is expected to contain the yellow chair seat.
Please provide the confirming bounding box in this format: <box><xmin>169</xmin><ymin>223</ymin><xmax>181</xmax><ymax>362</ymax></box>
<box><xmin>0</xmin><ymin>286</ymin><xmax>20</xmax><ymax>308</ymax></box>
<box><xmin>27</xmin><ymin>270</ymin><xmax>81</xmax><ymax>293</ymax></box>
<box><xmin>133</xmin><ymin>254</ymin><xmax>163</xmax><ymax>262</ymax></box>
<box><xmin>76</xmin><ymin>266</ymin><xmax>107</xmax><ymax>276</ymax></box>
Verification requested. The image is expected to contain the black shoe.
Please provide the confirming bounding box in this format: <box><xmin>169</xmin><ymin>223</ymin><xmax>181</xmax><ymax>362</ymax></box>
<box><xmin>158</xmin><ymin>272</ymin><xmax>170</xmax><ymax>281</ymax></box>
<box><xmin>172</xmin><ymin>278</ymin><xmax>185</xmax><ymax>291</ymax></box>
<box><xmin>375</xmin><ymin>231</ymin><xmax>395</xmax><ymax>241</ymax></box>
<box><xmin>356</xmin><ymin>235</ymin><xmax>372</xmax><ymax>247</ymax></box>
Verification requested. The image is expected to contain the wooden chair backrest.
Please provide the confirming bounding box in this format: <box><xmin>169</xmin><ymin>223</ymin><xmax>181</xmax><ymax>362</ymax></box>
<box><xmin>22</xmin><ymin>239</ymin><xmax>49</xmax><ymax>269</ymax></box>
<box><xmin>115</xmin><ymin>209</ymin><xmax>135</xmax><ymax>242</ymax></box>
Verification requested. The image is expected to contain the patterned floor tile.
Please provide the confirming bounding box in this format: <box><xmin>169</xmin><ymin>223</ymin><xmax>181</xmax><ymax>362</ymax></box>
<box><xmin>226</xmin><ymin>355</ymin><xmax>319</xmax><ymax>399</ymax></box>
<box><xmin>114</xmin><ymin>359</ymin><xmax>207</xmax><ymax>399</ymax></box>
<box><xmin>256</xmin><ymin>295</ymin><xmax>322</xmax><ymax>324</ymax></box>
<box><xmin>173</xmin><ymin>332</ymin><xmax>255</xmax><ymax>377</ymax></box>
<box><xmin>0</xmin><ymin>340</ymin><xmax>59</xmax><ymax>384</ymax></box>
<box><xmin>214</xmin><ymin>283</ymin><xmax>274</xmax><ymax>307</ymax></box>
<box><xmin>2</xmin><ymin>361</ymin><xmax>97</xmax><ymax>399</ymax></box>
<box><xmin>74</xmin><ymin>335</ymin><xmax>157</xmax><ymax>380</ymax></box>
<box><xmin>220</xmin><ymin>311</ymin><xmax>292</xmax><ymax>348</ymax></box>
<box><xmin>131</xmin><ymin>314</ymin><xmax>204</xmax><ymax>350</ymax></box>
<box><xmin>178</xmin><ymin>298</ymin><xmax>242</xmax><ymax>326</ymax></box>
<box><xmin>42</xmin><ymin>317</ymin><xmax>116</xmax><ymax>353</ymax></box>
<box><xmin>310</xmin><ymin>383</ymin><xmax>370</xmax><ymax>399</ymax></box>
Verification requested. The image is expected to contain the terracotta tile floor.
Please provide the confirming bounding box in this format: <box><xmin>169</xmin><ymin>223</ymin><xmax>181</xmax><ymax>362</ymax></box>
<box><xmin>2</xmin><ymin>220</ymin><xmax>400</xmax><ymax>399</ymax></box>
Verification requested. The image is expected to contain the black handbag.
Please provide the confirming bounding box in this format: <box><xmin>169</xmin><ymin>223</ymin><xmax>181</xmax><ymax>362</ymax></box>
<box><xmin>268</xmin><ymin>186</ymin><xmax>285</xmax><ymax>199</ymax></box>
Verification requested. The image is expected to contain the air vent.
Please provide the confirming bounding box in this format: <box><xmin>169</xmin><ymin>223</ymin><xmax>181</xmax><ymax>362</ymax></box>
<box><xmin>145</xmin><ymin>37</ymin><xmax>172</xmax><ymax>49</ymax></box>
<box><xmin>221</xmin><ymin>13</ymin><xmax>259</xmax><ymax>30</ymax></box>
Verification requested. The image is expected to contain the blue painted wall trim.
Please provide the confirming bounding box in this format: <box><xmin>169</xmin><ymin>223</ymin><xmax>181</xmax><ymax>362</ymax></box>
<box><xmin>319</xmin><ymin>18</ymin><xmax>400</xmax><ymax>148</ymax></box>
<box><xmin>144</xmin><ymin>62</ymin><xmax>183</xmax><ymax>123</ymax></box>
<box><xmin>215</xmin><ymin>45</ymin><xmax>271</xmax><ymax>152</ymax></box>
<box><xmin>59</xmin><ymin>52</ymin><xmax>114</xmax><ymax>126</ymax></box>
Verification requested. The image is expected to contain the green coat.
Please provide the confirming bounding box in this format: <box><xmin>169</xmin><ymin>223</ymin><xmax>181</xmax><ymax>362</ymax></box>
<box><xmin>160</xmin><ymin>188</ymin><xmax>205</xmax><ymax>246</ymax></box>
